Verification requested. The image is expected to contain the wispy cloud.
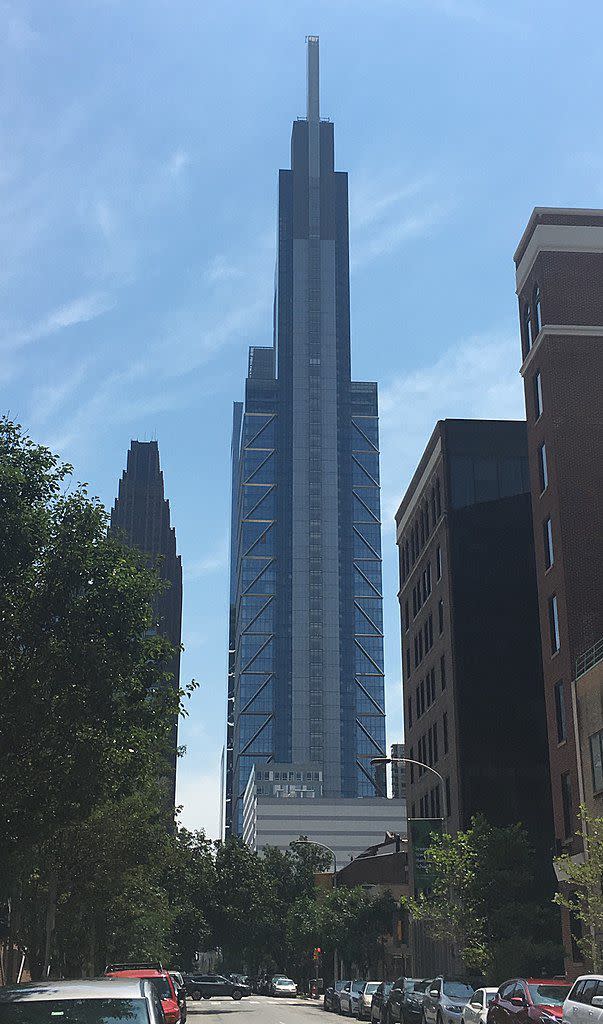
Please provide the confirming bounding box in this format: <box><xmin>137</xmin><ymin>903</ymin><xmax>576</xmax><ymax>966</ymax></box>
<box><xmin>350</xmin><ymin>170</ymin><xmax>452</xmax><ymax>270</ymax></box>
<box><xmin>0</xmin><ymin>292</ymin><xmax>115</xmax><ymax>355</ymax></box>
<box><xmin>204</xmin><ymin>255</ymin><xmax>245</xmax><ymax>286</ymax></box>
<box><xmin>28</xmin><ymin>358</ymin><xmax>92</xmax><ymax>426</ymax></box>
<box><xmin>186</xmin><ymin>538</ymin><xmax>229</xmax><ymax>581</ymax></box>
<box><xmin>165</xmin><ymin>148</ymin><xmax>189</xmax><ymax>178</ymax></box>
<box><xmin>379</xmin><ymin>328</ymin><xmax>524</xmax><ymax>518</ymax></box>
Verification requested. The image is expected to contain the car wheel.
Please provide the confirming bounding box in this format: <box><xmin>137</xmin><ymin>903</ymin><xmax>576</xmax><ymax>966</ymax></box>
<box><xmin>191</xmin><ymin>991</ymin><xmax>201</xmax><ymax>1002</ymax></box>
<box><xmin>232</xmin><ymin>990</ymin><xmax>242</xmax><ymax>1001</ymax></box>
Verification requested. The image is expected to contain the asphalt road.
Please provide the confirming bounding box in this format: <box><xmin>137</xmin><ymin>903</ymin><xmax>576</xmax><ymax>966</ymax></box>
<box><xmin>188</xmin><ymin>997</ymin><xmax>326</xmax><ymax>1024</ymax></box>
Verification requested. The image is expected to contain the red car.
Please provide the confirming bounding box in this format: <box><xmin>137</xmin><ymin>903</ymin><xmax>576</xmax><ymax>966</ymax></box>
<box><xmin>105</xmin><ymin>962</ymin><xmax>181</xmax><ymax>1024</ymax></box>
<box><xmin>487</xmin><ymin>979</ymin><xmax>571</xmax><ymax>1024</ymax></box>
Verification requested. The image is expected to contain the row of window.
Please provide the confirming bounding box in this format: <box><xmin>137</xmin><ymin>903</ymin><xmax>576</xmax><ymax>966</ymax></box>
<box><xmin>410</xmin><ymin>777</ymin><xmax>451</xmax><ymax>820</ymax></box>
<box><xmin>399</xmin><ymin>477</ymin><xmax>442</xmax><ymax>583</ymax></box>
<box><xmin>403</xmin><ymin>548</ymin><xmax>442</xmax><ymax>633</ymax></box>
<box><xmin>410</xmin><ymin>722</ymin><xmax>440</xmax><ymax>777</ymax></box>
<box><xmin>405</xmin><ymin>603</ymin><xmax>445</xmax><ymax>680</ymax></box>
<box><xmin>407</xmin><ymin>654</ymin><xmax>447</xmax><ymax>730</ymax></box>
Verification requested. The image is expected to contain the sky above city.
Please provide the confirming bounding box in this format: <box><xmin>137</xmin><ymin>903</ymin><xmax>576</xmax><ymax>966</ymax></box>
<box><xmin>3</xmin><ymin>0</ymin><xmax>603</xmax><ymax>838</ymax></box>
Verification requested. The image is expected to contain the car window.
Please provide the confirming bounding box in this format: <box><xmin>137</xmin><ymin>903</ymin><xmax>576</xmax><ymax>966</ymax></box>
<box><xmin>0</xmin><ymin>999</ymin><xmax>151</xmax><ymax>1024</ymax></box>
<box><xmin>366</xmin><ymin>985</ymin><xmax>379</xmax><ymax>995</ymax></box>
<box><xmin>528</xmin><ymin>986</ymin><xmax>570</xmax><ymax>1007</ymax></box>
<box><xmin>581</xmin><ymin>981</ymin><xmax>599</xmax><ymax>1006</ymax></box>
<box><xmin>149</xmin><ymin>979</ymin><xmax>172</xmax><ymax>1002</ymax></box>
<box><xmin>569</xmin><ymin>982</ymin><xmax>585</xmax><ymax>1003</ymax></box>
<box><xmin>499</xmin><ymin>984</ymin><xmax>515</xmax><ymax>1001</ymax></box>
<box><xmin>471</xmin><ymin>991</ymin><xmax>483</xmax><ymax>1006</ymax></box>
<box><xmin>597</xmin><ymin>983</ymin><xmax>603</xmax><ymax>997</ymax></box>
<box><xmin>394</xmin><ymin>979</ymin><xmax>405</xmax><ymax>991</ymax></box>
<box><xmin>486</xmin><ymin>995</ymin><xmax>496</xmax><ymax>1006</ymax></box>
<box><xmin>443</xmin><ymin>984</ymin><xmax>474</xmax><ymax>1000</ymax></box>
<box><xmin>415</xmin><ymin>983</ymin><xmax>429</xmax><ymax>994</ymax></box>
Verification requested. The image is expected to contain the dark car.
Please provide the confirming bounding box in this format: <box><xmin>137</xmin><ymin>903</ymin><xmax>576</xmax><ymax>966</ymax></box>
<box><xmin>385</xmin><ymin>979</ymin><xmax>429</xmax><ymax>1024</ymax></box>
<box><xmin>487</xmin><ymin>979</ymin><xmax>571</xmax><ymax>1024</ymax></box>
<box><xmin>371</xmin><ymin>983</ymin><xmax>393</xmax><ymax>1024</ymax></box>
<box><xmin>325</xmin><ymin>982</ymin><xmax>352</xmax><ymax>1014</ymax></box>
<box><xmin>184</xmin><ymin>974</ymin><xmax>250</xmax><ymax>1001</ymax></box>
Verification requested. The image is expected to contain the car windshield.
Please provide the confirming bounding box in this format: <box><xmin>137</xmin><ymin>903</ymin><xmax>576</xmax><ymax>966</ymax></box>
<box><xmin>365</xmin><ymin>985</ymin><xmax>379</xmax><ymax>995</ymax></box>
<box><xmin>149</xmin><ymin>980</ymin><xmax>171</xmax><ymax>1002</ymax></box>
<box><xmin>528</xmin><ymin>986</ymin><xmax>570</xmax><ymax>1007</ymax></box>
<box><xmin>352</xmin><ymin>983</ymin><xmax>364</xmax><ymax>993</ymax></box>
<box><xmin>336</xmin><ymin>983</ymin><xmax>347</xmax><ymax>992</ymax></box>
<box><xmin>276</xmin><ymin>980</ymin><xmax>294</xmax><ymax>986</ymax></box>
<box><xmin>414</xmin><ymin>983</ymin><xmax>429</xmax><ymax>994</ymax></box>
<box><xmin>0</xmin><ymin>999</ymin><xmax>150</xmax><ymax>1024</ymax></box>
<box><xmin>443</xmin><ymin>984</ymin><xmax>474</xmax><ymax>1000</ymax></box>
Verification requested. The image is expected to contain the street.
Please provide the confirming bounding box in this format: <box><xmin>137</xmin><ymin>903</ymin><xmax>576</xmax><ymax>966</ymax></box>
<box><xmin>188</xmin><ymin>998</ymin><xmax>325</xmax><ymax>1024</ymax></box>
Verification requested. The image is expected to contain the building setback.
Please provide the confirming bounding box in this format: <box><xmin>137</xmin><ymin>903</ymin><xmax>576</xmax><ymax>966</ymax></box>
<box><xmin>110</xmin><ymin>440</ymin><xmax>183</xmax><ymax>808</ymax></box>
<box><xmin>396</xmin><ymin>419</ymin><xmax>553</xmax><ymax>840</ymax></box>
<box><xmin>225</xmin><ymin>37</ymin><xmax>387</xmax><ymax>835</ymax></box>
<box><xmin>514</xmin><ymin>208</ymin><xmax>603</xmax><ymax>975</ymax></box>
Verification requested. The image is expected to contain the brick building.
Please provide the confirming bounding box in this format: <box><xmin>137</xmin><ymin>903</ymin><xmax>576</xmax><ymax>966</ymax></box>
<box><xmin>514</xmin><ymin>208</ymin><xmax>603</xmax><ymax>973</ymax></box>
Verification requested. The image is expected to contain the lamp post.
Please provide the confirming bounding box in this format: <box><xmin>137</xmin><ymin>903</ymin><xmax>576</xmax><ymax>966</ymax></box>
<box><xmin>370</xmin><ymin>756</ymin><xmax>445</xmax><ymax>976</ymax></box>
<box><xmin>292</xmin><ymin>837</ymin><xmax>339</xmax><ymax>986</ymax></box>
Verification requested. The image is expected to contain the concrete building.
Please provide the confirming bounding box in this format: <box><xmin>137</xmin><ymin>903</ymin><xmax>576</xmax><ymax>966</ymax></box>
<box><xmin>110</xmin><ymin>440</ymin><xmax>182</xmax><ymax>808</ymax></box>
<box><xmin>390</xmin><ymin>743</ymin><xmax>407</xmax><ymax>800</ymax></box>
<box><xmin>395</xmin><ymin>420</ymin><xmax>553</xmax><ymax>839</ymax></box>
<box><xmin>514</xmin><ymin>208</ymin><xmax>603</xmax><ymax>972</ymax></box>
<box><xmin>242</xmin><ymin>793</ymin><xmax>406</xmax><ymax>864</ymax></box>
<box><xmin>575</xmin><ymin>642</ymin><xmax>603</xmax><ymax>820</ymax></box>
<box><xmin>225</xmin><ymin>37</ymin><xmax>387</xmax><ymax>835</ymax></box>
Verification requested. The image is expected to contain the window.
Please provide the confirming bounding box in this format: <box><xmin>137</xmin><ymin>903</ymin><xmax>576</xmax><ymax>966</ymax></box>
<box><xmin>435</xmin><ymin>478</ymin><xmax>441</xmax><ymax>519</ymax></box>
<box><xmin>554</xmin><ymin>681</ymin><xmax>566</xmax><ymax>743</ymax></box>
<box><xmin>445</xmin><ymin>776</ymin><xmax>451</xmax><ymax>818</ymax></box>
<box><xmin>533</xmin><ymin>284</ymin><xmax>541</xmax><ymax>334</ymax></box>
<box><xmin>411</xmin><ymin>803</ymin><xmax>416</xmax><ymax>819</ymax></box>
<box><xmin>404</xmin><ymin>600</ymin><xmax>409</xmax><ymax>632</ymax></box>
<box><xmin>406</xmin><ymin>646</ymin><xmax>411</xmax><ymax>679</ymax></box>
<box><xmin>409</xmin><ymin>748</ymin><xmax>414</xmax><ymax>784</ymax></box>
<box><xmin>539</xmin><ymin>443</ymin><xmax>548</xmax><ymax>492</ymax></box>
<box><xmin>561</xmin><ymin>771</ymin><xmax>573</xmax><ymax>838</ymax></box>
<box><xmin>436</xmin><ymin>545</ymin><xmax>442</xmax><ymax>580</ymax></box>
<box><xmin>549</xmin><ymin>594</ymin><xmax>560</xmax><ymax>653</ymax></box>
<box><xmin>533</xmin><ymin>371</ymin><xmax>543</xmax><ymax>419</ymax></box>
<box><xmin>443</xmin><ymin>713</ymin><xmax>449</xmax><ymax>754</ymax></box>
<box><xmin>523</xmin><ymin>302</ymin><xmax>532</xmax><ymax>355</ymax></box>
<box><xmin>590</xmin><ymin>730</ymin><xmax>603</xmax><ymax>793</ymax></box>
<box><xmin>438</xmin><ymin>599</ymin><xmax>444</xmax><ymax>635</ymax></box>
<box><xmin>407</xmin><ymin>696</ymin><xmax>413</xmax><ymax>730</ymax></box>
<box><xmin>543</xmin><ymin>516</ymin><xmax>554</xmax><ymax>570</ymax></box>
<box><xmin>441</xmin><ymin>654</ymin><xmax>446</xmax><ymax>690</ymax></box>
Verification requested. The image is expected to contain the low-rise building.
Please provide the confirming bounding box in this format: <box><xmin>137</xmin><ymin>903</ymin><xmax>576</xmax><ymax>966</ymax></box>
<box><xmin>574</xmin><ymin>640</ymin><xmax>603</xmax><ymax>820</ymax></box>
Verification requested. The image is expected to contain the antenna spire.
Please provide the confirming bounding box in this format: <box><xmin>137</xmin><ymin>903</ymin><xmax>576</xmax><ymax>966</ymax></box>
<box><xmin>306</xmin><ymin>35</ymin><xmax>319</xmax><ymax>121</ymax></box>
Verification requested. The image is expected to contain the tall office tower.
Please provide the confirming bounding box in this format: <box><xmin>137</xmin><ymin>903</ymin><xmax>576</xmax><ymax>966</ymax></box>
<box><xmin>396</xmin><ymin>419</ymin><xmax>555</xmax><ymax>974</ymax></box>
<box><xmin>390</xmin><ymin>743</ymin><xmax>406</xmax><ymax>801</ymax></box>
<box><xmin>225</xmin><ymin>37</ymin><xmax>387</xmax><ymax>836</ymax></box>
<box><xmin>514</xmin><ymin>208</ymin><xmax>603</xmax><ymax>975</ymax></box>
<box><xmin>110</xmin><ymin>440</ymin><xmax>183</xmax><ymax>808</ymax></box>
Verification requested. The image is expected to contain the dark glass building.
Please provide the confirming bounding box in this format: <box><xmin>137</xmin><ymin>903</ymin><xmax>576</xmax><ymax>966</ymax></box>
<box><xmin>225</xmin><ymin>37</ymin><xmax>387</xmax><ymax>836</ymax></box>
<box><xmin>110</xmin><ymin>440</ymin><xmax>183</xmax><ymax>808</ymax></box>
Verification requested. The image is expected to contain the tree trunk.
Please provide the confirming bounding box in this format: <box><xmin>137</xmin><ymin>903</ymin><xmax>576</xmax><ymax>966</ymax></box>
<box><xmin>42</xmin><ymin>868</ymin><xmax>58</xmax><ymax>978</ymax></box>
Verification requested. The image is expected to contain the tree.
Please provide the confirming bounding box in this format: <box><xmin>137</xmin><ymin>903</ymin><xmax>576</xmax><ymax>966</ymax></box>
<box><xmin>0</xmin><ymin>419</ymin><xmax>194</xmax><ymax>979</ymax></box>
<box><xmin>402</xmin><ymin>816</ymin><xmax>563</xmax><ymax>980</ymax></box>
<box><xmin>554</xmin><ymin>807</ymin><xmax>603</xmax><ymax>971</ymax></box>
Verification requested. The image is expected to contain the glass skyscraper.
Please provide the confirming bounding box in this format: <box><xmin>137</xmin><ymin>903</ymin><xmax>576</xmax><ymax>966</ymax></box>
<box><xmin>225</xmin><ymin>37</ymin><xmax>386</xmax><ymax>836</ymax></box>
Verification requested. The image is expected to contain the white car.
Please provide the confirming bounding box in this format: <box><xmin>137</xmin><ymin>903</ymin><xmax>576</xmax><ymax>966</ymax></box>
<box><xmin>357</xmin><ymin>983</ymin><xmax>381</xmax><ymax>1020</ymax></box>
<box><xmin>340</xmin><ymin>982</ymin><xmax>364</xmax><ymax>1016</ymax></box>
<box><xmin>462</xmin><ymin>989</ymin><xmax>497</xmax><ymax>1024</ymax></box>
<box><xmin>563</xmin><ymin>975</ymin><xmax>603</xmax><ymax>1024</ymax></box>
<box><xmin>423</xmin><ymin>979</ymin><xmax>475</xmax><ymax>1024</ymax></box>
<box><xmin>271</xmin><ymin>976</ymin><xmax>297</xmax><ymax>997</ymax></box>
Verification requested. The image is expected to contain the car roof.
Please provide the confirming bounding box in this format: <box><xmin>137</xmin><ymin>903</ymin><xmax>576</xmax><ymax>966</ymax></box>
<box><xmin>0</xmin><ymin>979</ymin><xmax>146</xmax><ymax>1001</ymax></box>
<box><xmin>524</xmin><ymin>979</ymin><xmax>571</xmax><ymax>985</ymax></box>
<box><xmin>571</xmin><ymin>976</ymin><xmax>603</xmax><ymax>983</ymax></box>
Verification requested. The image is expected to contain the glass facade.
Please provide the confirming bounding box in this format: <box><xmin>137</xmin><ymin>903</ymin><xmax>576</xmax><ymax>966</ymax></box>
<box><xmin>225</xmin><ymin>38</ymin><xmax>386</xmax><ymax>835</ymax></box>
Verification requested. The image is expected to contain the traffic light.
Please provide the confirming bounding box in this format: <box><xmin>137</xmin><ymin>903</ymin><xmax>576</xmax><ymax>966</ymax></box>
<box><xmin>313</xmin><ymin>947</ymin><xmax>321</xmax><ymax>961</ymax></box>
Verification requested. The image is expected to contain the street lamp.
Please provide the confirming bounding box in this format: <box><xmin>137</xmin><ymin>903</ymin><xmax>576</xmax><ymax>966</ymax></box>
<box><xmin>370</xmin><ymin>755</ymin><xmax>445</xmax><ymax>818</ymax></box>
<box><xmin>292</xmin><ymin>837</ymin><xmax>339</xmax><ymax>985</ymax></box>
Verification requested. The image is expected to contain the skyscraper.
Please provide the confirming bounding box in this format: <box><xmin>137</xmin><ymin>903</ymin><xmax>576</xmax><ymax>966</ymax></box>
<box><xmin>225</xmin><ymin>37</ymin><xmax>387</xmax><ymax>836</ymax></box>
<box><xmin>110</xmin><ymin>440</ymin><xmax>183</xmax><ymax>808</ymax></box>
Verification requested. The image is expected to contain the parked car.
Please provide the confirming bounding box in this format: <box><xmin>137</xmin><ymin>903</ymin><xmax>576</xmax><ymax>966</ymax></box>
<box><xmin>371</xmin><ymin>982</ymin><xmax>393</xmax><ymax>1023</ymax></box>
<box><xmin>0</xmin><ymin>978</ymin><xmax>165</xmax><ymax>1024</ymax></box>
<box><xmin>184</xmin><ymin>973</ymin><xmax>250</xmax><ymax>1001</ymax></box>
<box><xmin>326</xmin><ymin>982</ymin><xmax>350</xmax><ymax>1012</ymax></box>
<box><xmin>387</xmin><ymin>979</ymin><xmax>429</xmax><ymax>1024</ymax></box>
<box><xmin>357</xmin><ymin>982</ymin><xmax>381</xmax><ymax>1020</ymax></box>
<box><xmin>169</xmin><ymin>972</ymin><xmax>187</xmax><ymax>1023</ymax></box>
<box><xmin>563</xmin><ymin>975</ymin><xmax>603</xmax><ymax>1024</ymax></box>
<box><xmin>487</xmin><ymin>979</ymin><xmax>571</xmax><ymax>1024</ymax></box>
<box><xmin>105</xmin><ymin>962</ymin><xmax>181</xmax><ymax>1024</ymax></box>
<box><xmin>422</xmin><ymin>978</ymin><xmax>475</xmax><ymax>1024</ymax></box>
<box><xmin>462</xmin><ymin>989</ymin><xmax>498</xmax><ymax>1024</ymax></box>
<box><xmin>340</xmin><ymin>982</ymin><xmax>365</xmax><ymax>1017</ymax></box>
<box><xmin>270</xmin><ymin>976</ymin><xmax>298</xmax><ymax>997</ymax></box>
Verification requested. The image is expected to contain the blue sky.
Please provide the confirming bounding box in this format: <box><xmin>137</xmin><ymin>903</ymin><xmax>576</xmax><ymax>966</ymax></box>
<box><xmin>4</xmin><ymin>0</ymin><xmax>603</xmax><ymax>837</ymax></box>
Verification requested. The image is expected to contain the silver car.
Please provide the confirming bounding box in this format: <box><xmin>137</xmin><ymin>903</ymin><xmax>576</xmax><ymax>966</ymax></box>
<box><xmin>270</xmin><ymin>976</ymin><xmax>297</xmax><ymax>997</ymax></box>
<box><xmin>358</xmin><ymin>983</ymin><xmax>381</xmax><ymax>1021</ymax></box>
<box><xmin>0</xmin><ymin>978</ymin><xmax>165</xmax><ymax>1024</ymax></box>
<box><xmin>423</xmin><ymin>979</ymin><xmax>475</xmax><ymax>1024</ymax></box>
<box><xmin>563</xmin><ymin>975</ymin><xmax>603</xmax><ymax>1024</ymax></box>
